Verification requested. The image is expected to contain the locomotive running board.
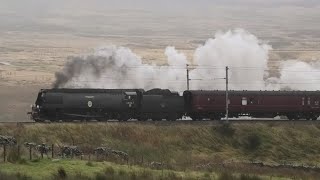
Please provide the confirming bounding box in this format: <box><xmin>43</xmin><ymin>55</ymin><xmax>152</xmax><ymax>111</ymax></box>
<box><xmin>62</xmin><ymin>113</ymin><xmax>104</xmax><ymax>118</ymax></box>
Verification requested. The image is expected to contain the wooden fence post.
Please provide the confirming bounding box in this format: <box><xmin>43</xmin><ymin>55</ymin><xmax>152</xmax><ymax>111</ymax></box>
<box><xmin>29</xmin><ymin>146</ymin><xmax>32</xmax><ymax>160</ymax></box>
<box><xmin>17</xmin><ymin>145</ymin><xmax>20</xmax><ymax>160</ymax></box>
<box><xmin>51</xmin><ymin>144</ymin><xmax>54</xmax><ymax>159</ymax></box>
<box><xmin>3</xmin><ymin>145</ymin><xmax>6</xmax><ymax>162</ymax></box>
<box><xmin>141</xmin><ymin>155</ymin><xmax>144</xmax><ymax>165</ymax></box>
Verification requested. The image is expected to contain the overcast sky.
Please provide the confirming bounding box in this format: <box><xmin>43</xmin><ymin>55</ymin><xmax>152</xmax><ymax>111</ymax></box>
<box><xmin>1</xmin><ymin>0</ymin><xmax>320</xmax><ymax>13</ymax></box>
<box><xmin>0</xmin><ymin>0</ymin><xmax>319</xmax><ymax>40</ymax></box>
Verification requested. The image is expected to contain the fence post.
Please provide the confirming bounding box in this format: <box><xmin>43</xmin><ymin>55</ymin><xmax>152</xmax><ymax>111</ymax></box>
<box><xmin>52</xmin><ymin>144</ymin><xmax>54</xmax><ymax>159</ymax></box>
<box><xmin>17</xmin><ymin>145</ymin><xmax>20</xmax><ymax>160</ymax></box>
<box><xmin>3</xmin><ymin>145</ymin><xmax>6</xmax><ymax>162</ymax></box>
<box><xmin>141</xmin><ymin>155</ymin><xmax>144</xmax><ymax>165</ymax></box>
<box><xmin>29</xmin><ymin>146</ymin><xmax>32</xmax><ymax>160</ymax></box>
<box><xmin>127</xmin><ymin>157</ymin><xmax>129</xmax><ymax>167</ymax></box>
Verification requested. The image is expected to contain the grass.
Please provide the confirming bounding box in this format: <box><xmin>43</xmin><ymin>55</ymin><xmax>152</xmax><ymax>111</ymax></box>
<box><xmin>0</xmin><ymin>159</ymin><xmax>286</xmax><ymax>180</ymax></box>
<box><xmin>0</xmin><ymin>123</ymin><xmax>320</xmax><ymax>179</ymax></box>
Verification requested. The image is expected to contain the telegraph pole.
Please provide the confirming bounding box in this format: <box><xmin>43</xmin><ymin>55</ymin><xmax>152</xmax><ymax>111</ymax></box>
<box><xmin>226</xmin><ymin>66</ymin><xmax>229</xmax><ymax>123</ymax></box>
<box><xmin>186</xmin><ymin>64</ymin><xmax>190</xmax><ymax>90</ymax></box>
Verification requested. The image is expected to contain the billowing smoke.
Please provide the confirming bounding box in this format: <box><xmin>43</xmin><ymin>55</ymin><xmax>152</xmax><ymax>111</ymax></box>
<box><xmin>53</xmin><ymin>45</ymin><xmax>188</xmax><ymax>91</ymax></box>
<box><xmin>276</xmin><ymin>60</ymin><xmax>320</xmax><ymax>90</ymax></box>
<box><xmin>53</xmin><ymin>29</ymin><xmax>320</xmax><ymax>92</ymax></box>
<box><xmin>190</xmin><ymin>29</ymin><xmax>271</xmax><ymax>90</ymax></box>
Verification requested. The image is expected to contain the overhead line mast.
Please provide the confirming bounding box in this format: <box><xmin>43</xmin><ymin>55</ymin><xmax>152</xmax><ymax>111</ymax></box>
<box><xmin>226</xmin><ymin>66</ymin><xmax>229</xmax><ymax>123</ymax></box>
<box><xmin>186</xmin><ymin>64</ymin><xmax>190</xmax><ymax>90</ymax></box>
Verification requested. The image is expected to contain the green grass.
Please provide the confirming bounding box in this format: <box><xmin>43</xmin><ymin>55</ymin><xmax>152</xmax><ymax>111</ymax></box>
<box><xmin>0</xmin><ymin>159</ymin><xmax>286</xmax><ymax>180</ymax></box>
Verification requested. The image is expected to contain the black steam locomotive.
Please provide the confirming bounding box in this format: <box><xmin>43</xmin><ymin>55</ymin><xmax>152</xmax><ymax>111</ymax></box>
<box><xmin>30</xmin><ymin>88</ymin><xmax>320</xmax><ymax>122</ymax></box>
<box><xmin>30</xmin><ymin>88</ymin><xmax>184</xmax><ymax>122</ymax></box>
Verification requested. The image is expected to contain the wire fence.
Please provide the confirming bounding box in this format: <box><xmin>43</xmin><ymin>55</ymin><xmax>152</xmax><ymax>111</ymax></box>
<box><xmin>1</xmin><ymin>135</ymin><xmax>320</xmax><ymax>176</ymax></box>
<box><xmin>0</xmin><ymin>135</ymin><xmax>320</xmax><ymax>180</ymax></box>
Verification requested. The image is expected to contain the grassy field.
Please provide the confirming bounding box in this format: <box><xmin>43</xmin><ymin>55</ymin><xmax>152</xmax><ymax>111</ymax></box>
<box><xmin>0</xmin><ymin>159</ymin><xmax>288</xmax><ymax>180</ymax></box>
<box><xmin>0</xmin><ymin>123</ymin><xmax>320</xmax><ymax>179</ymax></box>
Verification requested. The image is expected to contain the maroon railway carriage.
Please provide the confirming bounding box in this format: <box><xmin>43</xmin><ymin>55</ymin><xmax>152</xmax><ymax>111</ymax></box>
<box><xmin>183</xmin><ymin>90</ymin><xmax>320</xmax><ymax>120</ymax></box>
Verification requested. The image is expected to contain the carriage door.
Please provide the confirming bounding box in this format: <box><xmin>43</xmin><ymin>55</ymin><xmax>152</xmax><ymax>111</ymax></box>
<box><xmin>241</xmin><ymin>97</ymin><xmax>247</xmax><ymax>114</ymax></box>
<box><xmin>302</xmin><ymin>96</ymin><xmax>311</xmax><ymax>111</ymax></box>
<box><xmin>314</xmin><ymin>98</ymin><xmax>319</xmax><ymax>108</ymax></box>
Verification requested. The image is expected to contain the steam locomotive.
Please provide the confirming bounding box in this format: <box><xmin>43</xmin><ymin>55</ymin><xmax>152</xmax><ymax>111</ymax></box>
<box><xmin>29</xmin><ymin>88</ymin><xmax>320</xmax><ymax>122</ymax></box>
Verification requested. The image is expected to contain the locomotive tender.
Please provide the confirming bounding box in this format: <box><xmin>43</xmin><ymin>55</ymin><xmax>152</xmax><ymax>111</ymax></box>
<box><xmin>30</xmin><ymin>88</ymin><xmax>320</xmax><ymax>122</ymax></box>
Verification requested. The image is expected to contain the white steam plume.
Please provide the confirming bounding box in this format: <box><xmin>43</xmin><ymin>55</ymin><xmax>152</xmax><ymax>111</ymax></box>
<box><xmin>191</xmin><ymin>29</ymin><xmax>271</xmax><ymax>90</ymax></box>
<box><xmin>277</xmin><ymin>60</ymin><xmax>320</xmax><ymax>91</ymax></box>
<box><xmin>54</xmin><ymin>29</ymin><xmax>320</xmax><ymax>92</ymax></box>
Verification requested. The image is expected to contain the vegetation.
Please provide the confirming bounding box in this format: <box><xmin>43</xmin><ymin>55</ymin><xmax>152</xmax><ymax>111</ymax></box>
<box><xmin>0</xmin><ymin>159</ymin><xmax>283</xmax><ymax>180</ymax></box>
<box><xmin>0</xmin><ymin>122</ymin><xmax>320</xmax><ymax>179</ymax></box>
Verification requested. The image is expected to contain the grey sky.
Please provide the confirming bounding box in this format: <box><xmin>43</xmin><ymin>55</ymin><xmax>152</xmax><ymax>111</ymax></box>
<box><xmin>0</xmin><ymin>0</ymin><xmax>319</xmax><ymax>42</ymax></box>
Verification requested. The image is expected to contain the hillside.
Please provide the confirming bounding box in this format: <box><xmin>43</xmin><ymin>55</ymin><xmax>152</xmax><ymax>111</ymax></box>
<box><xmin>0</xmin><ymin>122</ymin><xmax>320</xmax><ymax>179</ymax></box>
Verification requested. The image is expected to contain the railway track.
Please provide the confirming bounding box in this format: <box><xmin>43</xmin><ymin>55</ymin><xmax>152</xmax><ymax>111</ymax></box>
<box><xmin>1</xmin><ymin>119</ymin><xmax>320</xmax><ymax>126</ymax></box>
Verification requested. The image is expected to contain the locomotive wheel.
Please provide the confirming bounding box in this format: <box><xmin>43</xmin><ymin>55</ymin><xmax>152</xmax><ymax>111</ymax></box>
<box><xmin>167</xmin><ymin>114</ymin><xmax>177</xmax><ymax>121</ymax></box>
<box><xmin>286</xmin><ymin>115</ymin><xmax>295</xmax><ymax>120</ymax></box>
<box><xmin>119</xmin><ymin>114</ymin><xmax>129</xmax><ymax>121</ymax></box>
<box><xmin>190</xmin><ymin>116</ymin><xmax>200</xmax><ymax>121</ymax></box>
<box><xmin>138</xmin><ymin>116</ymin><xmax>148</xmax><ymax>121</ymax></box>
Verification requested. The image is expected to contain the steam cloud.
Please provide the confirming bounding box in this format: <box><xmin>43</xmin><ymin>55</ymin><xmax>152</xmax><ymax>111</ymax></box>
<box><xmin>53</xmin><ymin>29</ymin><xmax>320</xmax><ymax>92</ymax></box>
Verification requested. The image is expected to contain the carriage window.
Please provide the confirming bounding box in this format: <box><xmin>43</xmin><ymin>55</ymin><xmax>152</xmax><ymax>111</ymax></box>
<box><xmin>249</xmin><ymin>98</ymin><xmax>254</xmax><ymax>104</ymax></box>
<box><xmin>302</xmin><ymin>97</ymin><xmax>305</xmax><ymax>105</ymax></box>
<box><xmin>242</xmin><ymin>97</ymin><xmax>247</xmax><ymax>106</ymax></box>
<box><xmin>315</xmin><ymin>101</ymin><xmax>319</xmax><ymax>106</ymax></box>
<box><xmin>308</xmin><ymin>97</ymin><xmax>311</xmax><ymax>105</ymax></box>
